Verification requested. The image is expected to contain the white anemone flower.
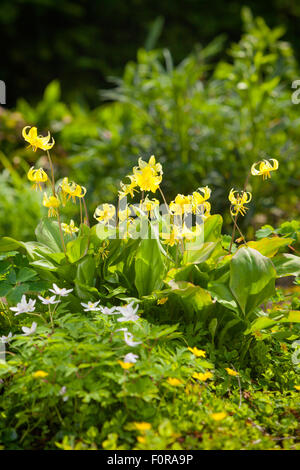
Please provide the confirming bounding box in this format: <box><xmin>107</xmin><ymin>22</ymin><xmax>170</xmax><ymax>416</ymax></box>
<box><xmin>10</xmin><ymin>295</ymin><xmax>36</xmax><ymax>316</ymax></box>
<box><xmin>100</xmin><ymin>306</ymin><xmax>118</xmax><ymax>315</ymax></box>
<box><xmin>38</xmin><ymin>295</ymin><xmax>61</xmax><ymax>305</ymax></box>
<box><xmin>22</xmin><ymin>322</ymin><xmax>37</xmax><ymax>336</ymax></box>
<box><xmin>0</xmin><ymin>332</ymin><xmax>13</xmax><ymax>343</ymax></box>
<box><xmin>116</xmin><ymin>302</ymin><xmax>140</xmax><ymax>322</ymax></box>
<box><xmin>49</xmin><ymin>283</ymin><xmax>73</xmax><ymax>297</ymax></box>
<box><xmin>123</xmin><ymin>352</ymin><xmax>139</xmax><ymax>363</ymax></box>
<box><xmin>116</xmin><ymin>327</ymin><xmax>142</xmax><ymax>347</ymax></box>
<box><xmin>81</xmin><ymin>300</ymin><xmax>101</xmax><ymax>312</ymax></box>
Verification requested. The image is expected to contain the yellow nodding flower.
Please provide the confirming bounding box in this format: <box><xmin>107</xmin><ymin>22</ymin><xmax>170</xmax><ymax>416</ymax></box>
<box><xmin>140</xmin><ymin>196</ymin><xmax>159</xmax><ymax>216</ymax></box>
<box><xmin>43</xmin><ymin>193</ymin><xmax>60</xmax><ymax>217</ymax></box>
<box><xmin>192</xmin><ymin>187</ymin><xmax>211</xmax><ymax>218</ymax></box>
<box><xmin>119</xmin><ymin>175</ymin><xmax>138</xmax><ymax>199</ymax></box>
<box><xmin>170</xmin><ymin>194</ymin><xmax>192</xmax><ymax>216</ymax></box>
<box><xmin>60</xmin><ymin>177</ymin><xmax>87</xmax><ymax>204</ymax></box>
<box><xmin>251</xmin><ymin>159</ymin><xmax>279</xmax><ymax>180</ymax></box>
<box><xmin>27</xmin><ymin>166</ymin><xmax>48</xmax><ymax>191</ymax></box>
<box><xmin>134</xmin><ymin>422</ymin><xmax>152</xmax><ymax>432</ymax></box>
<box><xmin>61</xmin><ymin>220</ymin><xmax>79</xmax><ymax>235</ymax></box>
<box><xmin>160</xmin><ymin>224</ymin><xmax>182</xmax><ymax>247</ymax></box>
<box><xmin>22</xmin><ymin>126</ymin><xmax>55</xmax><ymax>152</ymax></box>
<box><xmin>228</xmin><ymin>188</ymin><xmax>252</xmax><ymax>217</ymax></box>
<box><xmin>138</xmin><ymin>155</ymin><xmax>163</xmax><ymax>176</ymax></box>
<box><xmin>94</xmin><ymin>204</ymin><xmax>116</xmax><ymax>224</ymax></box>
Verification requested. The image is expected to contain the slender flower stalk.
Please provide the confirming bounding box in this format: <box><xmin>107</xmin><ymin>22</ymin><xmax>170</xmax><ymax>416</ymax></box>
<box><xmin>46</xmin><ymin>150</ymin><xmax>66</xmax><ymax>253</ymax></box>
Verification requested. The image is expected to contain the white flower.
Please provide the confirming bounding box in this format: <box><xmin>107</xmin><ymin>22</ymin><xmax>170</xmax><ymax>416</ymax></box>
<box><xmin>123</xmin><ymin>352</ymin><xmax>139</xmax><ymax>363</ymax></box>
<box><xmin>59</xmin><ymin>386</ymin><xmax>69</xmax><ymax>401</ymax></box>
<box><xmin>116</xmin><ymin>302</ymin><xmax>140</xmax><ymax>322</ymax></box>
<box><xmin>81</xmin><ymin>300</ymin><xmax>101</xmax><ymax>312</ymax></box>
<box><xmin>10</xmin><ymin>295</ymin><xmax>36</xmax><ymax>316</ymax></box>
<box><xmin>49</xmin><ymin>283</ymin><xmax>73</xmax><ymax>297</ymax></box>
<box><xmin>0</xmin><ymin>332</ymin><xmax>13</xmax><ymax>343</ymax></box>
<box><xmin>116</xmin><ymin>327</ymin><xmax>142</xmax><ymax>347</ymax></box>
<box><xmin>22</xmin><ymin>322</ymin><xmax>37</xmax><ymax>336</ymax></box>
<box><xmin>38</xmin><ymin>295</ymin><xmax>61</xmax><ymax>305</ymax></box>
<box><xmin>100</xmin><ymin>306</ymin><xmax>118</xmax><ymax>315</ymax></box>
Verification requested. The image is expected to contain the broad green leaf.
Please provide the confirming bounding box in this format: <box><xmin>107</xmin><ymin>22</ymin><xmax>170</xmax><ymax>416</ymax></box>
<box><xmin>66</xmin><ymin>236</ymin><xmax>89</xmax><ymax>263</ymax></box>
<box><xmin>0</xmin><ymin>237</ymin><xmax>23</xmax><ymax>252</ymax></box>
<box><xmin>76</xmin><ymin>256</ymin><xmax>96</xmax><ymax>287</ymax></box>
<box><xmin>203</xmin><ymin>214</ymin><xmax>223</xmax><ymax>242</ymax></box>
<box><xmin>247</xmin><ymin>237</ymin><xmax>293</xmax><ymax>258</ymax></box>
<box><xmin>166</xmin><ymin>280</ymin><xmax>212</xmax><ymax>311</ymax></box>
<box><xmin>16</xmin><ymin>267</ymin><xmax>37</xmax><ymax>283</ymax></box>
<box><xmin>35</xmin><ymin>218</ymin><xmax>71</xmax><ymax>253</ymax></box>
<box><xmin>230</xmin><ymin>247</ymin><xmax>276</xmax><ymax>316</ymax></box>
<box><xmin>272</xmin><ymin>254</ymin><xmax>300</xmax><ymax>277</ymax></box>
<box><xmin>135</xmin><ymin>239</ymin><xmax>166</xmax><ymax>296</ymax></box>
<box><xmin>207</xmin><ymin>282</ymin><xmax>239</xmax><ymax>313</ymax></box>
<box><xmin>183</xmin><ymin>241</ymin><xmax>217</xmax><ymax>264</ymax></box>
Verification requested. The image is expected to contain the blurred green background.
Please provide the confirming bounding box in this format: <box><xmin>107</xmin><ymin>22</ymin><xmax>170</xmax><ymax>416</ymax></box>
<box><xmin>1</xmin><ymin>2</ymin><xmax>300</xmax><ymax>241</ymax></box>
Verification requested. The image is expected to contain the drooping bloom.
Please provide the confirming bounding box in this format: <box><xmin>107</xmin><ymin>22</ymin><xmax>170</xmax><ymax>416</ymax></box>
<box><xmin>22</xmin><ymin>321</ymin><xmax>37</xmax><ymax>336</ymax></box>
<box><xmin>192</xmin><ymin>187</ymin><xmax>211</xmax><ymax>219</ymax></box>
<box><xmin>133</xmin><ymin>422</ymin><xmax>152</xmax><ymax>432</ymax></box>
<box><xmin>61</xmin><ymin>220</ymin><xmax>79</xmax><ymax>235</ymax></box>
<box><xmin>251</xmin><ymin>159</ymin><xmax>279</xmax><ymax>180</ymax></box>
<box><xmin>116</xmin><ymin>328</ymin><xmax>142</xmax><ymax>347</ymax></box>
<box><xmin>10</xmin><ymin>295</ymin><xmax>36</xmax><ymax>316</ymax></box>
<box><xmin>49</xmin><ymin>283</ymin><xmax>73</xmax><ymax>297</ymax></box>
<box><xmin>27</xmin><ymin>167</ymin><xmax>48</xmax><ymax>191</ymax></box>
<box><xmin>100</xmin><ymin>306</ymin><xmax>118</xmax><ymax>315</ymax></box>
<box><xmin>228</xmin><ymin>189</ymin><xmax>252</xmax><ymax>217</ymax></box>
<box><xmin>43</xmin><ymin>193</ymin><xmax>60</xmax><ymax>217</ymax></box>
<box><xmin>94</xmin><ymin>204</ymin><xmax>116</xmax><ymax>224</ymax></box>
<box><xmin>119</xmin><ymin>175</ymin><xmax>138</xmax><ymax>199</ymax></box>
<box><xmin>22</xmin><ymin>126</ymin><xmax>55</xmax><ymax>152</ymax></box>
<box><xmin>169</xmin><ymin>194</ymin><xmax>192</xmax><ymax>216</ymax></box>
<box><xmin>160</xmin><ymin>224</ymin><xmax>182</xmax><ymax>247</ymax></box>
<box><xmin>140</xmin><ymin>196</ymin><xmax>160</xmax><ymax>217</ymax></box>
<box><xmin>60</xmin><ymin>177</ymin><xmax>87</xmax><ymax>204</ymax></box>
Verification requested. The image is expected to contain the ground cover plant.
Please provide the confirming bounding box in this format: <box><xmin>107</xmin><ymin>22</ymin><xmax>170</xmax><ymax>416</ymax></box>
<box><xmin>0</xmin><ymin>118</ymin><xmax>299</xmax><ymax>450</ymax></box>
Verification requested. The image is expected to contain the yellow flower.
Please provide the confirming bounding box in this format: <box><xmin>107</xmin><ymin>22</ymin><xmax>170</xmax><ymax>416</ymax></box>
<box><xmin>192</xmin><ymin>186</ymin><xmax>211</xmax><ymax>213</ymax></box>
<box><xmin>166</xmin><ymin>377</ymin><xmax>183</xmax><ymax>386</ymax></box>
<box><xmin>118</xmin><ymin>360</ymin><xmax>134</xmax><ymax>370</ymax></box>
<box><xmin>192</xmin><ymin>371</ymin><xmax>213</xmax><ymax>381</ymax></box>
<box><xmin>134</xmin><ymin>422</ymin><xmax>152</xmax><ymax>432</ymax></box>
<box><xmin>188</xmin><ymin>347</ymin><xmax>206</xmax><ymax>358</ymax></box>
<box><xmin>60</xmin><ymin>177</ymin><xmax>87</xmax><ymax>204</ymax></box>
<box><xmin>33</xmin><ymin>370</ymin><xmax>48</xmax><ymax>379</ymax></box>
<box><xmin>133</xmin><ymin>166</ymin><xmax>162</xmax><ymax>193</ymax></box>
<box><xmin>161</xmin><ymin>224</ymin><xmax>182</xmax><ymax>247</ymax></box>
<box><xmin>43</xmin><ymin>193</ymin><xmax>60</xmax><ymax>217</ymax></box>
<box><xmin>94</xmin><ymin>203</ymin><xmax>116</xmax><ymax>224</ymax></box>
<box><xmin>228</xmin><ymin>188</ymin><xmax>252</xmax><ymax>217</ymax></box>
<box><xmin>294</xmin><ymin>385</ymin><xmax>300</xmax><ymax>391</ymax></box>
<box><xmin>138</xmin><ymin>155</ymin><xmax>163</xmax><ymax>176</ymax></box>
<box><xmin>22</xmin><ymin>126</ymin><xmax>55</xmax><ymax>152</ymax></box>
<box><xmin>170</xmin><ymin>194</ymin><xmax>192</xmax><ymax>216</ymax></box>
<box><xmin>225</xmin><ymin>367</ymin><xmax>239</xmax><ymax>376</ymax></box>
<box><xmin>157</xmin><ymin>297</ymin><xmax>168</xmax><ymax>305</ymax></box>
<box><xmin>27</xmin><ymin>166</ymin><xmax>48</xmax><ymax>191</ymax></box>
<box><xmin>137</xmin><ymin>436</ymin><xmax>146</xmax><ymax>444</ymax></box>
<box><xmin>119</xmin><ymin>175</ymin><xmax>138</xmax><ymax>199</ymax></box>
<box><xmin>251</xmin><ymin>159</ymin><xmax>279</xmax><ymax>180</ymax></box>
<box><xmin>140</xmin><ymin>196</ymin><xmax>160</xmax><ymax>216</ymax></box>
<box><xmin>211</xmin><ymin>412</ymin><xmax>227</xmax><ymax>421</ymax></box>
<box><xmin>61</xmin><ymin>220</ymin><xmax>79</xmax><ymax>235</ymax></box>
